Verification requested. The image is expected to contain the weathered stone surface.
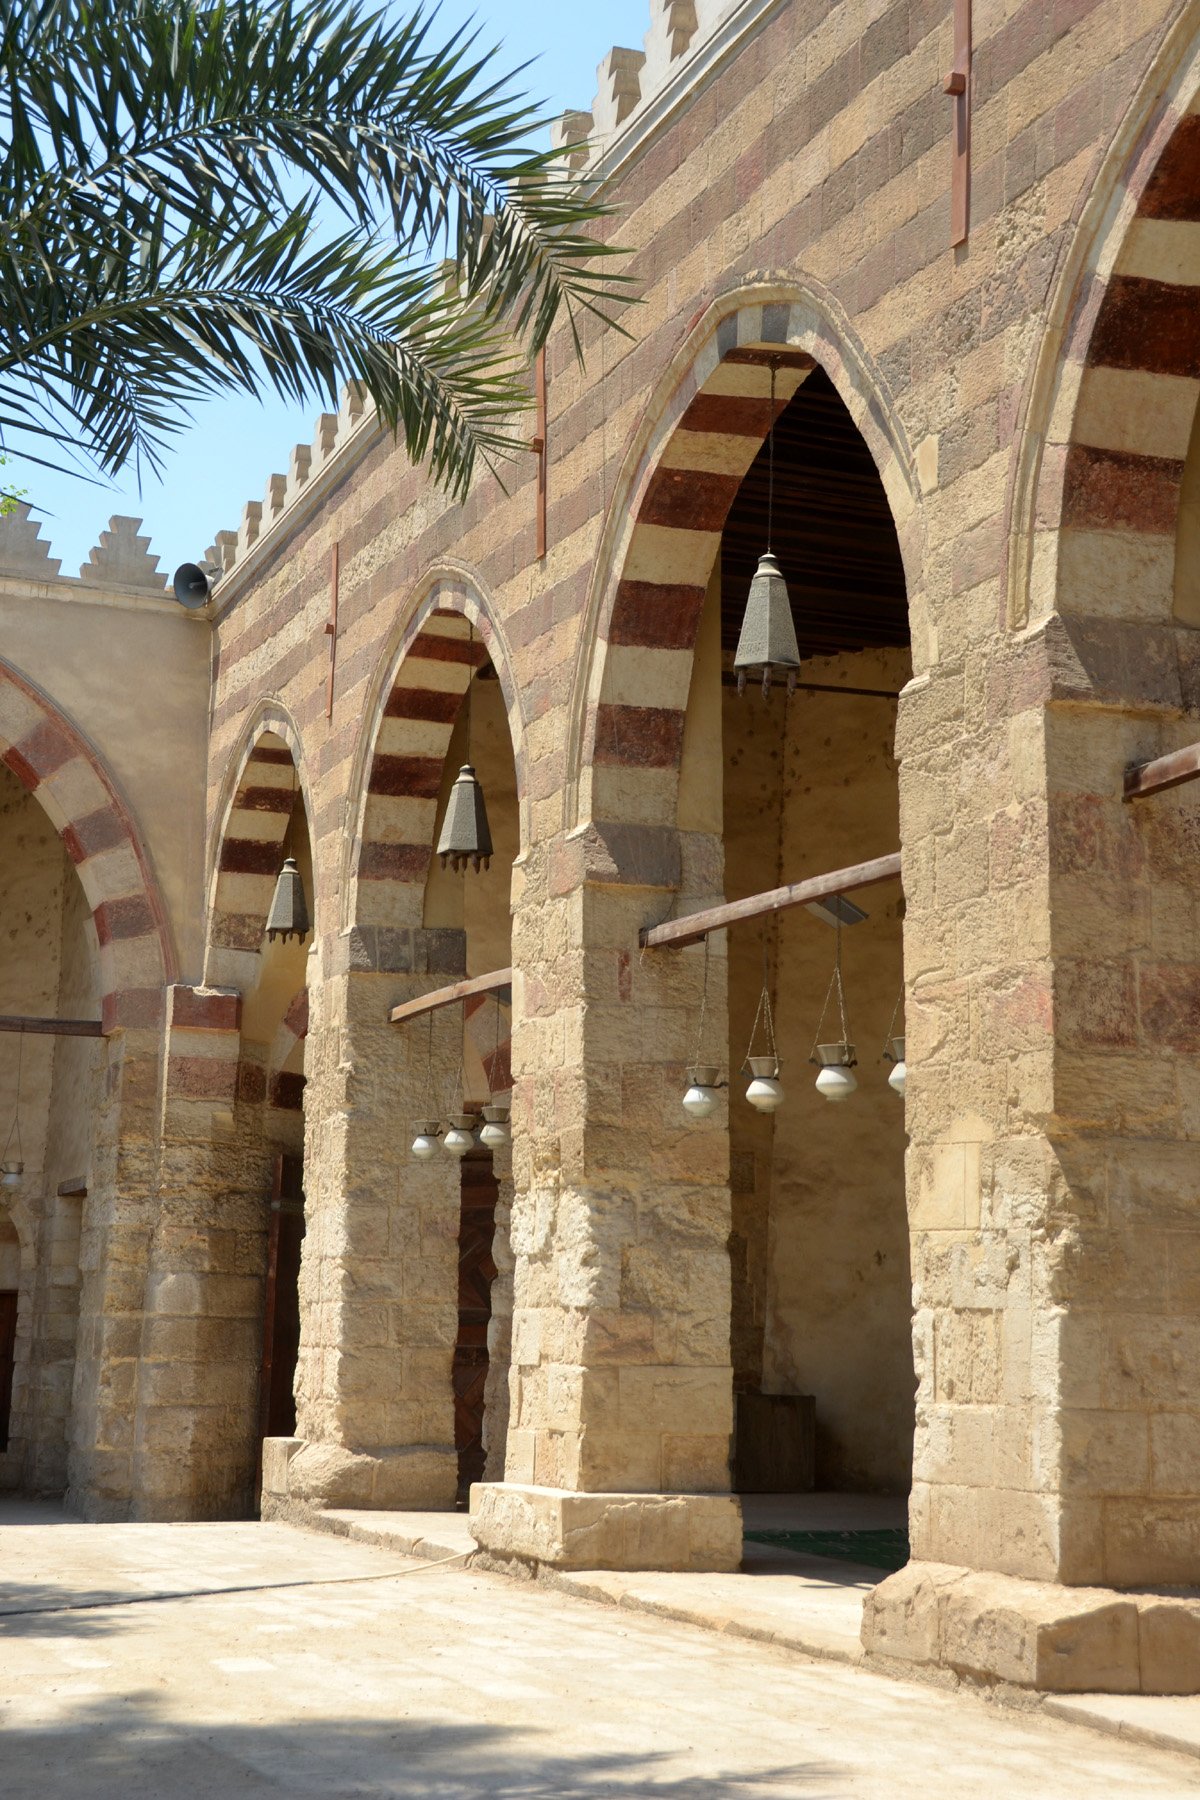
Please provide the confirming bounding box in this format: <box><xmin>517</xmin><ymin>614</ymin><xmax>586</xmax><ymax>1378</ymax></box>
<box><xmin>470</xmin><ymin>1481</ymin><xmax>743</xmax><ymax>1572</ymax></box>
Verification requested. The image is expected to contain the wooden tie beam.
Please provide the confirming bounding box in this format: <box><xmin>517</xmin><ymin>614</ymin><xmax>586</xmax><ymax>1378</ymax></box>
<box><xmin>639</xmin><ymin>853</ymin><xmax>903</xmax><ymax>950</ymax></box>
<box><xmin>388</xmin><ymin>967</ymin><xmax>513</xmax><ymax>1026</ymax></box>
<box><xmin>0</xmin><ymin>1014</ymin><xmax>104</xmax><ymax>1036</ymax></box>
<box><xmin>1124</xmin><ymin>742</ymin><xmax>1200</xmax><ymax>801</ymax></box>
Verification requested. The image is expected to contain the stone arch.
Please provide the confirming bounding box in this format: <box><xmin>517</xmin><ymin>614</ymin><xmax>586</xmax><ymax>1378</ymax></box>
<box><xmin>1007</xmin><ymin>25</ymin><xmax>1200</xmax><ymax>630</ymax></box>
<box><xmin>344</xmin><ymin>568</ymin><xmax>528</xmax><ymax>934</ymax></box>
<box><xmin>205</xmin><ymin>703</ymin><xmax>313</xmax><ymax>991</ymax></box>
<box><xmin>569</xmin><ymin>280</ymin><xmax>922</xmax><ymax>834</ymax></box>
<box><xmin>0</xmin><ymin>659</ymin><xmax>173</xmax><ymax>1022</ymax></box>
<box><xmin>266</xmin><ymin>988</ymin><xmax>308</xmax><ymax>1115</ymax></box>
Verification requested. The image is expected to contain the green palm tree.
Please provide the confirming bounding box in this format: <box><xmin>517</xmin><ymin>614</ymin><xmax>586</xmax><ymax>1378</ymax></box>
<box><xmin>0</xmin><ymin>0</ymin><xmax>624</xmax><ymax>502</ymax></box>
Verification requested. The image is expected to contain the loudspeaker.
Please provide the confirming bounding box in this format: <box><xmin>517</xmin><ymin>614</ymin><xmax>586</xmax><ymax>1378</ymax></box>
<box><xmin>172</xmin><ymin>562</ymin><xmax>213</xmax><ymax>608</ymax></box>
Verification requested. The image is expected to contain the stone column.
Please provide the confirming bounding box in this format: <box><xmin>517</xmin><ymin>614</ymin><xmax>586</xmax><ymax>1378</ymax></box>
<box><xmin>129</xmin><ymin>984</ymin><xmax>274</xmax><ymax>1521</ymax></box>
<box><xmin>471</xmin><ymin>828</ymin><xmax>742</xmax><ymax>1572</ymax></box>
<box><xmin>265</xmin><ymin>924</ymin><xmax>465</xmax><ymax>1515</ymax></box>
<box><xmin>865</xmin><ymin>633</ymin><xmax>1200</xmax><ymax>1694</ymax></box>
<box><xmin>482</xmin><ymin>1150</ymin><xmax>513</xmax><ymax>1482</ymax></box>
<box><xmin>66</xmin><ymin>998</ymin><xmax>168</xmax><ymax>1520</ymax></box>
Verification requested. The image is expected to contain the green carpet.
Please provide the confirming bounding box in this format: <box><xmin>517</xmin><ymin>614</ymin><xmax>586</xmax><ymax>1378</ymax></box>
<box><xmin>744</xmin><ymin>1527</ymin><xmax>910</xmax><ymax>1572</ymax></box>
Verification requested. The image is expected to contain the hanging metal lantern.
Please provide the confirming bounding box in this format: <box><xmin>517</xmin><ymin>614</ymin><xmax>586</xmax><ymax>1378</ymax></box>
<box><xmin>479</xmin><ymin>1104</ymin><xmax>510</xmax><ymax>1149</ymax></box>
<box><xmin>885</xmin><ymin>1035</ymin><xmax>907</xmax><ymax>1098</ymax></box>
<box><xmin>265</xmin><ymin>856</ymin><xmax>310</xmax><ymax>943</ymax></box>
<box><xmin>733</xmin><ymin>553</ymin><xmax>802</xmax><ymax>697</ymax></box>
<box><xmin>733</xmin><ymin>359</ymin><xmax>802</xmax><ymax>698</ymax></box>
<box><xmin>411</xmin><ymin>1120</ymin><xmax>442</xmax><ymax>1161</ymax></box>
<box><xmin>813</xmin><ymin>1042</ymin><xmax>858</xmax><ymax>1102</ymax></box>
<box><xmin>436</xmin><ymin>765</ymin><xmax>493</xmax><ymax>874</ymax></box>
<box><xmin>442</xmin><ymin>1113</ymin><xmax>478</xmax><ymax>1158</ymax></box>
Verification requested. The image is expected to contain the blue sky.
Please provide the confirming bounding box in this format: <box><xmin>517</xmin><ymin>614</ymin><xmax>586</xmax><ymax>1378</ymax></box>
<box><xmin>18</xmin><ymin>1</ymin><xmax>652</xmax><ymax>579</ymax></box>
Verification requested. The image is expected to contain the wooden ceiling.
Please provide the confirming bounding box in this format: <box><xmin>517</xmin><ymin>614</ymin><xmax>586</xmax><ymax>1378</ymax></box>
<box><xmin>720</xmin><ymin>367</ymin><xmax>910</xmax><ymax>660</ymax></box>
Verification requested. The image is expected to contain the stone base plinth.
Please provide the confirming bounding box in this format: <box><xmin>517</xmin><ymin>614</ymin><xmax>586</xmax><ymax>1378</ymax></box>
<box><xmin>863</xmin><ymin>1559</ymin><xmax>1200</xmax><ymax>1695</ymax></box>
<box><xmin>469</xmin><ymin>1481</ymin><xmax>742</xmax><ymax>1572</ymax></box>
<box><xmin>260</xmin><ymin>1437</ymin><xmax>456</xmax><ymax>1516</ymax></box>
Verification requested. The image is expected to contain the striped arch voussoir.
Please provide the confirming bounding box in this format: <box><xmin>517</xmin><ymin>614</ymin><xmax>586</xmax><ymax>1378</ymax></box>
<box><xmin>463</xmin><ymin>988</ymin><xmax>512</xmax><ymax>1103</ymax></box>
<box><xmin>267</xmin><ymin>986</ymin><xmax>308</xmax><ymax>1113</ymax></box>
<box><xmin>0</xmin><ymin>659</ymin><xmax>173</xmax><ymax>1027</ymax></box>
<box><xmin>584</xmin><ymin>295</ymin><xmax>916</xmax><ymax>832</ymax></box>
<box><xmin>352</xmin><ymin>582</ymin><xmax>502</xmax><ymax>932</ymax></box>
<box><xmin>1055</xmin><ymin>101</ymin><xmax>1200</xmax><ymax>616</ymax></box>
<box><xmin>208</xmin><ymin>725</ymin><xmax>302</xmax><ymax>987</ymax></box>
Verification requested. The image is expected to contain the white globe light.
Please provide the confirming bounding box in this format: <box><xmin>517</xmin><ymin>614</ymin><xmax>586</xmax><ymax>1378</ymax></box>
<box><xmin>479</xmin><ymin>1105</ymin><xmax>510</xmax><ymax>1149</ymax></box>
<box><xmin>1</xmin><ymin>1160</ymin><xmax>22</xmax><ymax>1189</ymax></box>
<box><xmin>443</xmin><ymin>1116</ymin><xmax>477</xmax><ymax>1158</ymax></box>
<box><xmin>745</xmin><ymin>1066</ymin><xmax>785</xmax><ymax>1112</ymax></box>
<box><xmin>815</xmin><ymin>1064</ymin><xmax>858</xmax><ymax>1102</ymax></box>
<box><xmin>682</xmin><ymin>1082</ymin><xmax>717</xmax><ymax>1120</ymax></box>
<box><xmin>411</xmin><ymin>1124</ymin><xmax>440</xmax><ymax>1160</ymax></box>
<box><xmin>888</xmin><ymin>1060</ymin><xmax>907</xmax><ymax>1098</ymax></box>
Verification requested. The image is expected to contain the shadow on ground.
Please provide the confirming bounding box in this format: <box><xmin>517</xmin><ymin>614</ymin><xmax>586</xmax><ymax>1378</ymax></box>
<box><xmin>1</xmin><ymin>1695</ymin><xmax>841</xmax><ymax>1798</ymax></box>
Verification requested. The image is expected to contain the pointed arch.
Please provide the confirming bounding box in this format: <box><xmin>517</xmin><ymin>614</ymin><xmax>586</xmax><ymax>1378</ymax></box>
<box><xmin>1006</xmin><ymin>18</ymin><xmax>1200</xmax><ymax>630</ymax></box>
<box><xmin>205</xmin><ymin>701</ymin><xmax>313</xmax><ymax>991</ymax></box>
<box><xmin>567</xmin><ymin>280</ymin><xmax>923</xmax><ymax>835</ymax></box>
<box><xmin>342</xmin><ymin>567</ymin><xmax>528</xmax><ymax>934</ymax></box>
<box><xmin>0</xmin><ymin>658</ymin><xmax>173</xmax><ymax>1022</ymax></box>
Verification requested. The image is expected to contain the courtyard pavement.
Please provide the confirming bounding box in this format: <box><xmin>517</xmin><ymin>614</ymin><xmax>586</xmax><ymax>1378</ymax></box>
<box><xmin>1</xmin><ymin>1501</ymin><xmax>1198</xmax><ymax>1797</ymax></box>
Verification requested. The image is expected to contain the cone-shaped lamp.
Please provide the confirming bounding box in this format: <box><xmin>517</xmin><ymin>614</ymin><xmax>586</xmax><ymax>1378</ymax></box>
<box><xmin>437</xmin><ymin>764</ymin><xmax>493</xmax><ymax>873</ymax></box>
<box><xmin>265</xmin><ymin>856</ymin><xmax>310</xmax><ymax>943</ymax></box>
<box><xmin>732</xmin><ymin>357</ymin><xmax>803</xmax><ymax>697</ymax></box>
<box><xmin>733</xmin><ymin>553</ymin><xmax>802</xmax><ymax>696</ymax></box>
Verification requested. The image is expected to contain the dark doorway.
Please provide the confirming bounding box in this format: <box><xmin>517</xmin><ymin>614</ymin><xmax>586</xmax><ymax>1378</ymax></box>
<box><xmin>454</xmin><ymin>1154</ymin><xmax>497</xmax><ymax>1504</ymax></box>
<box><xmin>0</xmin><ymin>1289</ymin><xmax>15</xmax><ymax>1451</ymax></box>
<box><xmin>259</xmin><ymin>1153</ymin><xmax>305</xmax><ymax>1453</ymax></box>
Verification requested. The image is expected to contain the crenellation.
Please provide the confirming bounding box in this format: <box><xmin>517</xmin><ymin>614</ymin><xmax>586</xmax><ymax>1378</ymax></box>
<box><xmin>592</xmin><ymin>47</ymin><xmax>647</xmax><ymax>143</ymax></box>
<box><xmin>0</xmin><ymin>502</ymin><xmax>62</xmax><ymax>580</ymax></box>
<box><xmin>80</xmin><ymin>516</ymin><xmax>166</xmax><ymax>591</ymax></box>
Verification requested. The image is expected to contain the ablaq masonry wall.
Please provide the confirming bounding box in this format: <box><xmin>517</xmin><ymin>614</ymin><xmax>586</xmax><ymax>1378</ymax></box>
<box><xmin>2</xmin><ymin>0</ymin><xmax>1200</xmax><ymax>1697</ymax></box>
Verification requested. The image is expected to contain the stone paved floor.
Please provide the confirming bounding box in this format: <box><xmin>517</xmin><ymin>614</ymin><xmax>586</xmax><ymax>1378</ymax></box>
<box><xmin>1</xmin><ymin>1502</ymin><xmax>1198</xmax><ymax>1797</ymax></box>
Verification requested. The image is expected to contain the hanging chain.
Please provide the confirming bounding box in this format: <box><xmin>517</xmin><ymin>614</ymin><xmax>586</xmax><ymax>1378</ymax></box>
<box><xmin>690</xmin><ymin>935</ymin><xmax>711</xmax><ymax>1071</ymax></box>
<box><xmin>742</xmin><ymin>928</ymin><xmax>779</xmax><ymax>1072</ymax></box>
<box><xmin>3</xmin><ymin>1028</ymin><xmax>23</xmax><ymax>1164</ymax></box>
<box><xmin>809</xmin><ymin>914</ymin><xmax>854</xmax><ymax>1062</ymax></box>
<box><xmin>766</xmin><ymin>358</ymin><xmax>777</xmax><ymax>553</ymax></box>
<box><xmin>882</xmin><ymin>986</ymin><xmax>904</xmax><ymax>1060</ymax></box>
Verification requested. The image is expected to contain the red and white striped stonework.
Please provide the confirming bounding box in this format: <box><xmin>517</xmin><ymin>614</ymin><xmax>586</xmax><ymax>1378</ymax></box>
<box><xmin>208</xmin><ymin>726</ymin><xmax>301</xmax><ymax>990</ymax></box>
<box><xmin>1057</xmin><ymin>97</ymin><xmax>1200</xmax><ymax>621</ymax></box>
<box><xmin>580</xmin><ymin>295</ymin><xmax>919</xmax><ymax>838</ymax></box>
<box><xmin>349</xmin><ymin>582</ymin><xmax>523</xmax><ymax>934</ymax></box>
<box><xmin>463</xmin><ymin>989</ymin><xmax>512</xmax><ymax>1102</ymax></box>
<box><xmin>0</xmin><ymin>661</ymin><xmax>173</xmax><ymax>1027</ymax></box>
<box><xmin>268</xmin><ymin>987</ymin><xmax>308</xmax><ymax>1112</ymax></box>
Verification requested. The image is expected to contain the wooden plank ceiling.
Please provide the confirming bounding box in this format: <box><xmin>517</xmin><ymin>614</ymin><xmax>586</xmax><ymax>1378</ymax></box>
<box><xmin>720</xmin><ymin>367</ymin><xmax>910</xmax><ymax>659</ymax></box>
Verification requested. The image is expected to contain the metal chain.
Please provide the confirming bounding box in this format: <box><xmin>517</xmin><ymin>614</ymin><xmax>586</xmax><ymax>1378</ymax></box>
<box><xmin>882</xmin><ymin>986</ymin><xmax>904</xmax><ymax>1059</ymax></box>
<box><xmin>808</xmin><ymin>915</ymin><xmax>853</xmax><ymax>1060</ymax></box>
<box><xmin>691</xmin><ymin>935</ymin><xmax>711</xmax><ymax>1069</ymax></box>
<box><xmin>743</xmin><ymin>929</ymin><xmax>779</xmax><ymax>1070</ymax></box>
<box><xmin>3</xmin><ymin>1028</ymin><xmax>23</xmax><ymax>1164</ymax></box>
<box><xmin>766</xmin><ymin>358</ymin><xmax>777</xmax><ymax>552</ymax></box>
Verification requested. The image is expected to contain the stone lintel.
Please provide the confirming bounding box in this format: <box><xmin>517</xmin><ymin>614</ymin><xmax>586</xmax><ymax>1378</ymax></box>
<box><xmin>863</xmin><ymin>1558</ymin><xmax>1200</xmax><ymax>1695</ymax></box>
<box><xmin>469</xmin><ymin>1481</ymin><xmax>742</xmax><ymax>1573</ymax></box>
<box><xmin>261</xmin><ymin>1436</ymin><xmax>457</xmax><ymax>1513</ymax></box>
